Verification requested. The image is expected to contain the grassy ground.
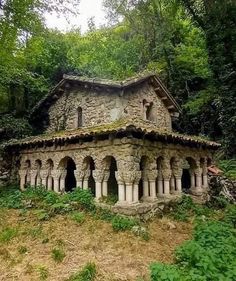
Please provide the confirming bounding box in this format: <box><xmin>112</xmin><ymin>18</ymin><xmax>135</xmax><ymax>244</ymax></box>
<box><xmin>0</xmin><ymin>208</ymin><xmax>192</xmax><ymax>281</ymax></box>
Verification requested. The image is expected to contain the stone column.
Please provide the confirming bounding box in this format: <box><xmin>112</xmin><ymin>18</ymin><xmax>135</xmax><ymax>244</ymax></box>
<box><xmin>162</xmin><ymin>168</ymin><xmax>171</xmax><ymax>196</ymax></box>
<box><xmin>83</xmin><ymin>170</ymin><xmax>91</xmax><ymax>190</ymax></box>
<box><xmin>173</xmin><ymin>168</ymin><xmax>183</xmax><ymax>194</ymax></box>
<box><xmin>74</xmin><ymin>170</ymin><xmax>85</xmax><ymax>189</ymax></box>
<box><xmin>115</xmin><ymin>171</ymin><xmax>125</xmax><ymax>203</ymax></box>
<box><xmin>93</xmin><ymin>170</ymin><xmax>104</xmax><ymax>200</ymax></box>
<box><xmin>59</xmin><ymin>170</ymin><xmax>67</xmax><ymax>192</ymax></box>
<box><xmin>51</xmin><ymin>170</ymin><xmax>61</xmax><ymax>193</ymax></box>
<box><xmin>194</xmin><ymin>167</ymin><xmax>203</xmax><ymax>194</ymax></box>
<box><xmin>190</xmin><ymin>170</ymin><xmax>195</xmax><ymax>189</ymax></box>
<box><xmin>30</xmin><ymin>170</ymin><xmax>38</xmax><ymax>187</ymax></box>
<box><xmin>40</xmin><ymin>170</ymin><xmax>48</xmax><ymax>188</ymax></box>
<box><xmin>142</xmin><ymin>171</ymin><xmax>149</xmax><ymax>198</ymax></box>
<box><xmin>36</xmin><ymin>173</ymin><xmax>42</xmax><ymax>186</ymax></box>
<box><xmin>157</xmin><ymin>173</ymin><xmax>163</xmax><ymax>197</ymax></box>
<box><xmin>102</xmin><ymin>171</ymin><xmax>110</xmax><ymax>197</ymax></box>
<box><xmin>122</xmin><ymin>170</ymin><xmax>137</xmax><ymax>204</ymax></box>
<box><xmin>202</xmin><ymin>164</ymin><xmax>208</xmax><ymax>188</ymax></box>
<box><xmin>170</xmin><ymin>175</ymin><xmax>176</xmax><ymax>194</ymax></box>
<box><xmin>133</xmin><ymin>171</ymin><xmax>141</xmax><ymax>203</ymax></box>
<box><xmin>19</xmin><ymin>170</ymin><xmax>27</xmax><ymax>191</ymax></box>
<box><xmin>147</xmin><ymin>170</ymin><xmax>158</xmax><ymax>200</ymax></box>
<box><xmin>47</xmin><ymin>176</ymin><xmax>53</xmax><ymax>191</ymax></box>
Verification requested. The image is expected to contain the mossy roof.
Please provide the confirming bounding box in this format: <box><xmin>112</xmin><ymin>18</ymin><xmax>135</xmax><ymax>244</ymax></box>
<box><xmin>7</xmin><ymin>119</ymin><xmax>221</xmax><ymax>150</ymax></box>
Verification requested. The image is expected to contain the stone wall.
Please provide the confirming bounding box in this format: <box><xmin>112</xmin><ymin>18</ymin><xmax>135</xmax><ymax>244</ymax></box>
<box><xmin>0</xmin><ymin>150</ymin><xmax>11</xmax><ymax>187</ymax></box>
<box><xmin>46</xmin><ymin>82</ymin><xmax>172</xmax><ymax>133</ymax></box>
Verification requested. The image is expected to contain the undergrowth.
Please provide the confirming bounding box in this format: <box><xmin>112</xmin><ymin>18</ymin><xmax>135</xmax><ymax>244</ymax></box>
<box><xmin>65</xmin><ymin>262</ymin><xmax>96</xmax><ymax>281</ymax></box>
<box><xmin>151</xmin><ymin>198</ymin><xmax>236</xmax><ymax>281</ymax></box>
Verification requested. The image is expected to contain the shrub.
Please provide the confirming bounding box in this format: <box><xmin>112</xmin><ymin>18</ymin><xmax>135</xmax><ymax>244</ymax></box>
<box><xmin>70</xmin><ymin>212</ymin><xmax>85</xmax><ymax>224</ymax></box>
<box><xmin>0</xmin><ymin>227</ymin><xmax>18</xmax><ymax>243</ymax></box>
<box><xmin>94</xmin><ymin>207</ymin><xmax>115</xmax><ymax>222</ymax></box>
<box><xmin>37</xmin><ymin>265</ymin><xmax>49</xmax><ymax>280</ymax></box>
<box><xmin>150</xmin><ymin>210</ymin><xmax>236</xmax><ymax>281</ymax></box>
<box><xmin>68</xmin><ymin>189</ymin><xmax>95</xmax><ymax>211</ymax></box>
<box><xmin>0</xmin><ymin>187</ymin><xmax>23</xmax><ymax>209</ymax></box>
<box><xmin>51</xmin><ymin>247</ymin><xmax>65</xmax><ymax>263</ymax></box>
<box><xmin>111</xmin><ymin>215</ymin><xmax>138</xmax><ymax>231</ymax></box>
<box><xmin>18</xmin><ymin>246</ymin><xmax>28</xmax><ymax>254</ymax></box>
<box><xmin>66</xmin><ymin>262</ymin><xmax>96</xmax><ymax>281</ymax></box>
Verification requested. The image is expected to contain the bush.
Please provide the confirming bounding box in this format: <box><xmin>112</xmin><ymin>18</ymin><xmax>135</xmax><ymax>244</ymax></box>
<box><xmin>0</xmin><ymin>227</ymin><xmax>18</xmax><ymax>243</ymax></box>
<box><xmin>70</xmin><ymin>212</ymin><xmax>85</xmax><ymax>224</ymax></box>
<box><xmin>66</xmin><ymin>262</ymin><xmax>96</xmax><ymax>281</ymax></box>
<box><xmin>150</xmin><ymin>207</ymin><xmax>236</xmax><ymax>281</ymax></box>
<box><xmin>68</xmin><ymin>188</ymin><xmax>95</xmax><ymax>211</ymax></box>
<box><xmin>51</xmin><ymin>247</ymin><xmax>65</xmax><ymax>263</ymax></box>
<box><xmin>111</xmin><ymin>215</ymin><xmax>138</xmax><ymax>232</ymax></box>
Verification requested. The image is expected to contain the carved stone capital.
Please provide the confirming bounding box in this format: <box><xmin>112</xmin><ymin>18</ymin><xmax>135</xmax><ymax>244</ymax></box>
<box><xmin>146</xmin><ymin>169</ymin><xmax>158</xmax><ymax>182</ymax></box>
<box><xmin>83</xmin><ymin>170</ymin><xmax>91</xmax><ymax>180</ymax></box>
<box><xmin>194</xmin><ymin>167</ymin><xmax>202</xmax><ymax>176</ymax></box>
<box><xmin>133</xmin><ymin>171</ymin><xmax>142</xmax><ymax>185</ymax></box>
<box><xmin>30</xmin><ymin>169</ymin><xmax>38</xmax><ymax>178</ymax></box>
<box><xmin>51</xmin><ymin>169</ymin><xmax>62</xmax><ymax>179</ymax></box>
<box><xmin>40</xmin><ymin>169</ymin><xmax>49</xmax><ymax>179</ymax></box>
<box><xmin>172</xmin><ymin>168</ymin><xmax>183</xmax><ymax>178</ymax></box>
<box><xmin>121</xmin><ymin>170</ymin><xmax>137</xmax><ymax>184</ymax></box>
<box><xmin>60</xmin><ymin>169</ymin><xmax>67</xmax><ymax>180</ymax></box>
<box><xmin>19</xmin><ymin>169</ymin><xmax>27</xmax><ymax>177</ymax></box>
<box><xmin>115</xmin><ymin>171</ymin><xmax>123</xmax><ymax>184</ymax></box>
<box><xmin>162</xmin><ymin>168</ymin><xmax>171</xmax><ymax>180</ymax></box>
<box><xmin>74</xmin><ymin>170</ymin><xmax>85</xmax><ymax>181</ymax></box>
<box><xmin>93</xmin><ymin>170</ymin><xmax>104</xmax><ymax>182</ymax></box>
<box><xmin>103</xmin><ymin>171</ymin><xmax>110</xmax><ymax>182</ymax></box>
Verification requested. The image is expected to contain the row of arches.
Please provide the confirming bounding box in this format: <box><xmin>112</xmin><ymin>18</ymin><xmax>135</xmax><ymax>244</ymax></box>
<box><xmin>19</xmin><ymin>154</ymin><xmax>211</xmax><ymax>204</ymax></box>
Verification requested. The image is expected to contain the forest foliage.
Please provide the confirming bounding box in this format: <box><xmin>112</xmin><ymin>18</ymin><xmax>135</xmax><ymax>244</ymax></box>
<box><xmin>0</xmin><ymin>0</ymin><xmax>235</xmax><ymax>156</ymax></box>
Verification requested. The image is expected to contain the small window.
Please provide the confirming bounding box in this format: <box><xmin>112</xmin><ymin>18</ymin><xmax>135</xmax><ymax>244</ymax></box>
<box><xmin>143</xmin><ymin>100</ymin><xmax>154</xmax><ymax>121</ymax></box>
<box><xmin>77</xmin><ymin>107</ymin><xmax>83</xmax><ymax>128</ymax></box>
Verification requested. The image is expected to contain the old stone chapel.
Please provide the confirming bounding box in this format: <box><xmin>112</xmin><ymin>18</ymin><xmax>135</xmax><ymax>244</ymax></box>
<box><xmin>8</xmin><ymin>73</ymin><xmax>220</xmax><ymax>214</ymax></box>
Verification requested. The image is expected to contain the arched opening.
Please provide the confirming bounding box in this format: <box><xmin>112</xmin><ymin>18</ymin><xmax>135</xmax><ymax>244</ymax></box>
<box><xmin>102</xmin><ymin>156</ymin><xmax>118</xmax><ymax>200</ymax></box>
<box><xmin>59</xmin><ymin>157</ymin><xmax>76</xmax><ymax>192</ymax></box>
<box><xmin>77</xmin><ymin>107</ymin><xmax>83</xmax><ymax>128</ymax></box>
<box><xmin>139</xmin><ymin>156</ymin><xmax>149</xmax><ymax>199</ymax></box>
<box><xmin>181</xmin><ymin>158</ymin><xmax>196</xmax><ymax>192</ymax></box>
<box><xmin>170</xmin><ymin>157</ymin><xmax>177</xmax><ymax>193</ymax></box>
<box><xmin>46</xmin><ymin>159</ymin><xmax>54</xmax><ymax>191</ymax></box>
<box><xmin>83</xmin><ymin>156</ymin><xmax>95</xmax><ymax>195</ymax></box>
<box><xmin>143</xmin><ymin>99</ymin><xmax>154</xmax><ymax>121</ymax></box>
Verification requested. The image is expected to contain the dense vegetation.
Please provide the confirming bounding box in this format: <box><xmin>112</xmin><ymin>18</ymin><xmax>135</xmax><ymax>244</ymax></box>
<box><xmin>0</xmin><ymin>0</ymin><xmax>235</xmax><ymax>157</ymax></box>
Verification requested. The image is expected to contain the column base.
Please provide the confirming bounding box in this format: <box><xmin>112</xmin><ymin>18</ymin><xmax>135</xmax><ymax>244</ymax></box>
<box><xmin>115</xmin><ymin>200</ymin><xmax>140</xmax><ymax>207</ymax></box>
<box><xmin>141</xmin><ymin>196</ymin><xmax>158</xmax><ymax>203</ymax></box>
<box><xmin>190</xmin><ymin>187</ymin><xmax>203</xmax><ymax>196</ymax></box>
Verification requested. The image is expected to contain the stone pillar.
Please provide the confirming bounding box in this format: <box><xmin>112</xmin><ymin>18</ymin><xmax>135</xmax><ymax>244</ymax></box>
<box><xmin>162</xmin><ymin>168</ymin><xmax>171</xmax><ymax>196</ymax></box>
<box><xmin>47</xmin><ymin>176</ymin><xmax>53</xmax><ymax>191</ymax></box>
<box><xmin>102</xmin><ymin>171</ymin><xmax>110</xmax><ymax>197</ymax></box>
<box><xmin>51</xmin><ymin>170</ymin><xmax>61</xmax><ymax>193</ymax></box>
<box><xmin>59</xmin><ymin>170</ymin><xmax>67</xmax><ymax>192</ymax></box>
<box><xmin>157</xmin><ymin>173</ymin><xmax>163</xmax><ymax>196</ymax></box>
<box><xmin>36</xmin><ymin>173</ymin><xmax>42</xmax><ymax>186</ymax></box>
<box><xmin>30</xmin><ymin>170</ymin><xmax>37</xmax><ymax>187</ymax></box>
<box><xmin>142</xmin><ymin>171</ymin><xmax>149</xmax><ymax>198</ymax></box>
<box><xmin>19</xmin><ymin>170</ymin><xmax>27</xmax><ymax>191</ymax></box>
<box><xmin>170</xmin><ymin>175</ymin><xmax>175</xmax><ymax>193</ymax></box>
<box><xmin>115</xmin><ymin>171</ymin><xmax>125</xmax><ymax>203</ymax></box>
<box><xmin>195</xmin><ymin>167</ymin><xmax>203</xmax><ymax>194</ymax></box>
<box><xmin>74</xmin><ymin>171</ymin><xmax>85</xmax><ymax>189</ymax></box>
<box><xmin>126</xmin><ymin>183</ymin><xmax>133</xmax><ymax>203</ymax></box>
<box><xmin>147</xmin><ymin>170</ymin><xmax>158</xmax><ymax>200</ymax></box>
<box><xmin>93</xmin><ymin>170</ymin><xmax>104</xmax><ymax>200</ymax></box>
<box><xmin>190</xmin><ymin>170</ymin><xmax>195</xmax><ymax>189</ymax></box>
<box><xmin>133</xmin><ymin>171</ymin><xmax>141</xmax><ymax>203</ymax></box>
<box><xmin>83</xmin><ymin>170</ymin><xmax>91</xmax><ymax>190</ymax></box>
<box><xmin>173</xmin><ymin>168</ymin><xmax>183</xmax><ymax>194</ymax></box>
<box><xmin>202</xmin><ymin>164</ymin><xmax>208</xmax><ymax>188</ymax></box>
<box><xmin>40</xmin><ymin>170</ymin><xmax>48</xmax><ymax>188</ymax></box>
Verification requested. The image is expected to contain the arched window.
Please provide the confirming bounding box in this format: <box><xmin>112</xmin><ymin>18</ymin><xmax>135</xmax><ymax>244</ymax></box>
<box><xmin>77</xmin><ymin>107</ymin><xmax>83</xmax><ymax>128</ymax></box>
<box><xmin>143</xmin><ymin>100</ymin><xmax>154</xmax><ymax>121</ymax></box>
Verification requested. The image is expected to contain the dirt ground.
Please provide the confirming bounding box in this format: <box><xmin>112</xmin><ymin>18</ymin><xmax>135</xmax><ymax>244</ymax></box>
<box><xmin>0</xmin><ymin>209</ymin><xmax>193</xmax><ymax>281</ymax></box>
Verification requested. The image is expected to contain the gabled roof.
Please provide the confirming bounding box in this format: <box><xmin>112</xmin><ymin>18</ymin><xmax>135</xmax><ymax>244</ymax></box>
<box><xmin>31</xmin><ymin>73</ymin><xmax>181</xmax><ymax>118</ymax></box>
<box><xmin>7</xmin><ymin>119</ymin><xmax>221</xmax><ymax>150</ymax></box>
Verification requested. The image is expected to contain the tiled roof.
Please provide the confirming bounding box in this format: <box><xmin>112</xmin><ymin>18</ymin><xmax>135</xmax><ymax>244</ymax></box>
<box><xmin>7</xmin><ymin>119</ymin><xmax>221</xmax><ymax>149</ymax></box>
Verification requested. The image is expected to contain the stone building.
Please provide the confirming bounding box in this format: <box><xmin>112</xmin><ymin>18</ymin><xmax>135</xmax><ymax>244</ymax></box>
<box><xmin>8</xmin><ymin>73</ymin><xmax>220</xmax><ymax>213</ymax></box>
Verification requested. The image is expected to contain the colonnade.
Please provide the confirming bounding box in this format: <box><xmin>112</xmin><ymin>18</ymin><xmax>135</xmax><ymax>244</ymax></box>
<box><xmin>19</xmin><ymin>155</ymin><xmax>210</xmax><ymax>205</ymax></box>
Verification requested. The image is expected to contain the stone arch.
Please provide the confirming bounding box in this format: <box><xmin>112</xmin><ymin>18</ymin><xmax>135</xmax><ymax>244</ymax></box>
<box><xmin>58</xmin><ymin>156</ymin><xmax>76</xmax><ymax>192</ymax></box>
<box><xmin>170</xmin><ymin>157</ymin><xmax>178</xmax><ymax>194</ymax></box>
<box><xmin>76</xmin><ymin>106</ymin><xmax>83</xmax><ymax>128</ymax></box>
<box><xmin>102</xmin><ymin>156</ymin><xmax>118</xmax><ymax>199</ymax></box>
<box><xmin>181</xmin><ymin>157</ymin><xmax>197</xmax><ymax>191</ymax></box>
<box><xmin>82</xmin><ymin>156</ymin><xmax>95</xmax><ymax>195</ymax></box>
<box><xmin>24</xmin><ymin>159</ymin><xmax>31</xmax><ymax>187</ymax></box>
<box><xmin>143</xmin><ymin>99</ymin><xmax>154</xmax><ymax>121</ymax></box>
